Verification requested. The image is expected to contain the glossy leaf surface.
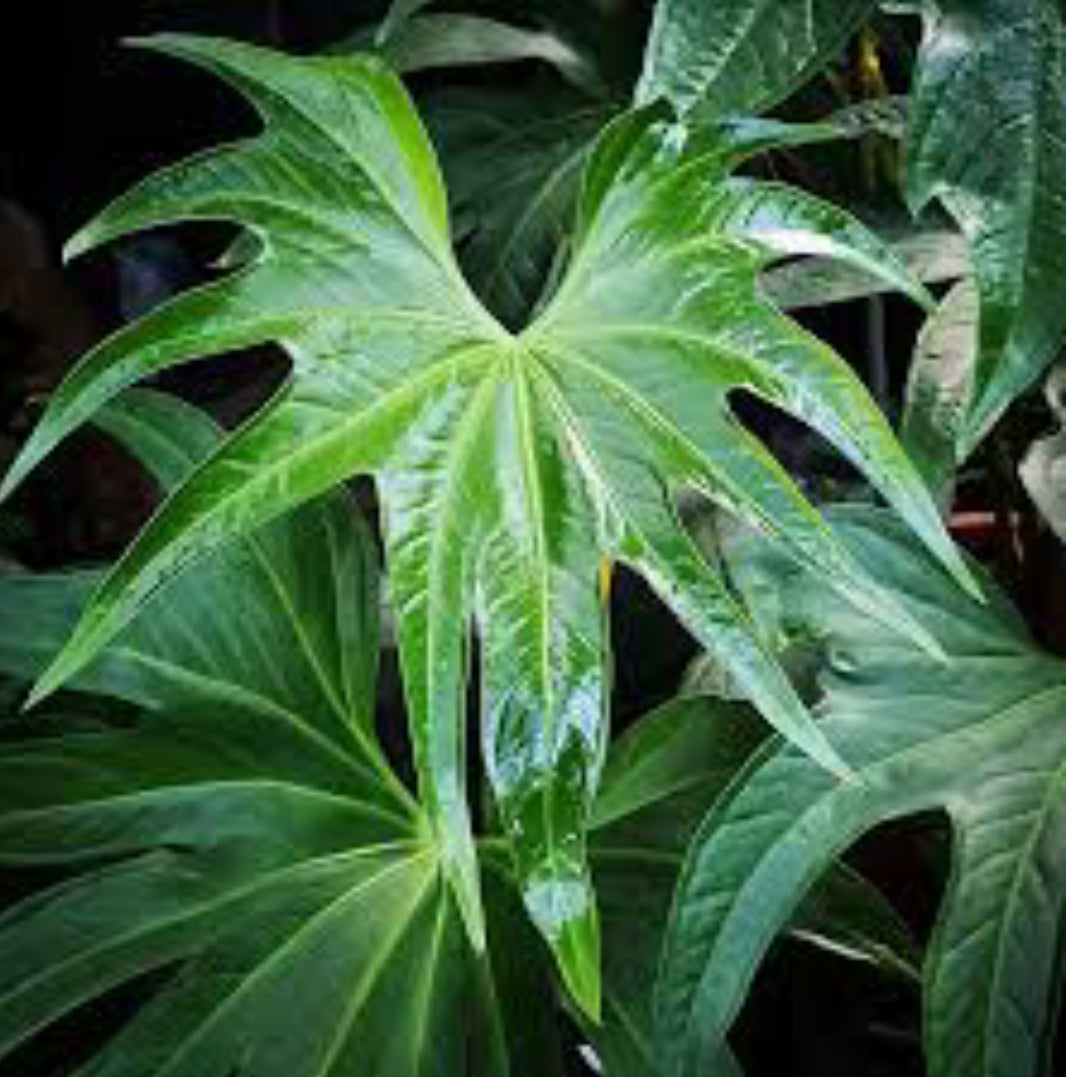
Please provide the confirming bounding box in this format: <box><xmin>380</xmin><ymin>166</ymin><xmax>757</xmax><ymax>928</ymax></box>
<box><xmin>637</xmin><ymin>0</ymin><xmax>877</xmax><ymax>118</ymax></box>
<box><xmin>0</xmin><ymin>37</ymin><xmax>971</xmax><ymax>1013</ymax></box>
<box><xmin>906</xmin><ymin>0</ymin><xmax>1066</xmax><ymax>451</ymax></box>
<box><xmin>658</xmin><ymin>507</ymin><xmax>1066</xmax><ymax>1077</ymax></box>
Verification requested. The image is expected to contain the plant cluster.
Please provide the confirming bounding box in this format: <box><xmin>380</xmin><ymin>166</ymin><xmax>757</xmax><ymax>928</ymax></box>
<box><xmin>2</xmin><ymin>2</ymin><xmax>1066</xmax><ymax>1075</ymax></box>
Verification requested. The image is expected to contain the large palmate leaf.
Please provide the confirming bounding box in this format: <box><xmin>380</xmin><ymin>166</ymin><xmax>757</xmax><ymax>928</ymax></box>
<box><xmin>657</xmin><ymin>506</ymin><xmax>1066</xmax><ymax>1077</ymax></box>
<box><xmin>0</xmin><ymin>390</ymin><xmax>634</xmax><ymax>1076</ymax></box>
<box><xmin>905</xmin><ymin>0</ymin><xmax>1066</xmax><ymax>454</ymax></box>
<box><xmin>0</xmin><ymin>37</ymin><xmax>972</xmax><ymax>1014</ymax></box>
<box><xmin>636</xmin><ymin>0</ymin><xmax>878</xmax><ymax>118</ymax></box>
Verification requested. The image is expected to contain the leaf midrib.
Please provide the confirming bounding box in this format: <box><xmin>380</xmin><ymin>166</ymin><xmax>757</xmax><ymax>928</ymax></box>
<box><xmin>942</xmin><ymin>745</ymin><xmax>1066</xmax><ymax>1076</ymax></box>
<box><xmin>0</xmin><ymin>777</ymin><xmax>414</xmax><ymax>840</ymax></box>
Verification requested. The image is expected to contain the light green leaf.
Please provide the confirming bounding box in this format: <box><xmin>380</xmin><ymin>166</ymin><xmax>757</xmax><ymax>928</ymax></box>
<box><xmin>762</xmin><ymin>223</ymin><xmax>969</xmax><ymax>312</ymax></box>
<box><xmin>637</xmin><ymin>0</ymin><xmax>878</xmax><ymax>118</ymax></box>
<box><xmin>0</xmin><ymin>37</ymin><xmax>971</xmax><ymax>1013</ymax></box>
<box><xmin>658</xmin><ymin>506</ymin><xmax>1066</xmax><ymax>1077</ymax></box>
<box><xmin>906</xmin><ymin>0</ymin><xmax>1066</xmax><ymax>452</ymax></box>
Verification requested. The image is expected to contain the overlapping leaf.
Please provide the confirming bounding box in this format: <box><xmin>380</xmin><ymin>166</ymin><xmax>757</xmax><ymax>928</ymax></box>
<box><xmin>637</xmin><ymin>0</ymin><xmax>878</xmax><ymax>118</ymax></box>
<box><xmin>657</xmin><ymin>507</ymin><xmax>1066</xmax><ymax>1077</ymax></box>
<box><xmin>0</xmin><ymin>37</ymin><xmax>972</xmax><ymax>1013</ymax></box>
<box><xmin>0</xmin><ymin>393</ymin><xmax>487</xmax><ymax>1077</ymax></box>
<box><xmin>425</xmin><ymin>87</ymin><xmax>614</xmax><ymax>327</ymax></box>
<box><xmin>590</xmin><ymin>695</ymin><xmax>916</xmax><ymax>1077</ymax></box>
<box><xmin>906</xmin><ymin>0</ymin><xmax>1066</xmax><ymax>453</ymax></box>
<box><xmin>0</xmin><ymin>390</ymin><xmax>392</xmax><ymax>798</ymax></box>
<box><xmin>901</xmin><ymin>278</ymin><xmax>979</xmax><ymax>500</ymax></box>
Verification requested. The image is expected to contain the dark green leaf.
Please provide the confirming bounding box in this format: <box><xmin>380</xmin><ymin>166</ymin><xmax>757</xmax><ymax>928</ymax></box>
<box><xmin>637</xmin><ymin>0</ymin><xmax>878</xmax><ymax>118</ymax></box>
<box><xmin>0</xmin><ymin>713</ymin><xmax>489</xmax><ymax>1077</ymax></box>
<box><xmin>376</xmin><ymin>0</ymin><xmax>437</xmax><ymax>44</ymax></box>
<box><xmin>658</xmin><ymin>507</ymin><xmax>1066</xmax><ymax>1077</ymax></box>
<box><xmin>425</xmin><ymin>87</ymin><xmax>613</xmax><ymax>328</ymax></box>
<box><xmin>906</xmin><ymin>0</ymin><xmax>1066</xmax><ymax>452</ymax></box>
<box><xmin>591</xmin><ymin>694</ymin><xmax>916</xmax><ymax>1075</ymax></box>
<box><xmin>0</xmin><ymin>390</ymin><xmax>397</xmax><ymax>811</ymax></box>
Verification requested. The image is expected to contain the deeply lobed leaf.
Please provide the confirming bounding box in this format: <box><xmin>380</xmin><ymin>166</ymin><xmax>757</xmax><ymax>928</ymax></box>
<box><xmin>1</xmin><ymin>36</ymin><xmax>972</xmax><ymax>1013</ymax></box>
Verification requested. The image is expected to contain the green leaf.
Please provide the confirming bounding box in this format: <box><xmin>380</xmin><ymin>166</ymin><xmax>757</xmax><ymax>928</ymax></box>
<box><xmin>0</xmin><ymin>390</ymin><xmax>400</xmax><ymax>812</ymax></box>
<box><xmin>426</xmin><ymin>87</ymin><xmax>614</xmax><ymax>328</ymax></box>
<box><xmin>636</xmin><ymin>0</ymin><xmax>878</xmax><ymax>118</ymax></box>
<box><xmin>591</xmin><ymin>694</ymin><xmax>917</xmax><ymax>1075</ymax></box>
<box><xmin>0</xmin><ymin>37</ymin><xmax>971</xmax><ymax>1014</ymax></box>
<box><xmin>376</xmin><ymin>0</ymin><xmax>437</xmax><ymax>45</ymax></box>
<box><xmin>0</xmin><ymin>393</ymin><xmax>554</xmax><ymax>1076</ymax></box>
<box><xmin>0</xmin><ymin>710</ymin><xmax>513</xmax><ymax>1077</ymax></box>
<box><xmin>590</xmin><ymin>698</ymin><xmax>758</xmax><ymax>1076</ymax></box>
<box><xmin>762</xmin><ymin>223</ymin><xmax>968</xmax><ymax>312</ymax></box>
<box><xmin>658</xmin><ymin>506</ymin><xmax>1066</xmax><ymax>1077</ymax></box>
<box><xmin>370</xmin><ymin>13</ymin><xmax>601</xmax><ymax>95</ymax></box>
<box><xmin>906</xmin><ymin>0</ymin><xmax>1066</xmax><ymax>452</ymax></box>
<box><xmin>790</xmin><ymin>862</ymin><xmax>920</xmax><ymax>982</ymax></box>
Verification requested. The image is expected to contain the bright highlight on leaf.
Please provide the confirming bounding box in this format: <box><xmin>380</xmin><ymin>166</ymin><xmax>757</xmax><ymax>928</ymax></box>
<box><xmin>0</xmin><ymin>36</ymin><xmax>974</xmax><ymax>1014</ymax></box>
